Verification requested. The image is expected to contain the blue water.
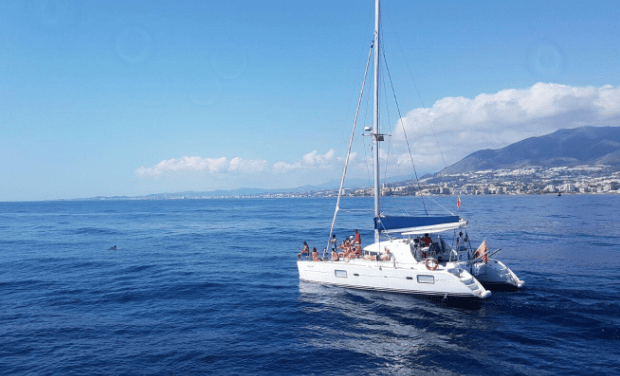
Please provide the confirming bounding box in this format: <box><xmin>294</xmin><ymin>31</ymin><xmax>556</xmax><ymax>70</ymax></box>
<box><xmin>1</xmin><ymin>196</ymin><xmax>619</xmax><ymax>375</ymax></box>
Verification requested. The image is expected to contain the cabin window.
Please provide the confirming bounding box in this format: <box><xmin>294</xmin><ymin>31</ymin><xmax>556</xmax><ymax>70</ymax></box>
<box><xmin>354</xmin><ymin>273</ymin><xmax>359</xmax><ymax>277</ymax></box>
<box><xmin>417</xmin><ymin>275</ymin><xmax>434</xmax><ymax>284</ymax></box>
<box><xmin>406</xmin><ymin>276</ymin><xmax>413</xmax><ymax>280</ymax></box>
<box><xmin>335</xmin><ymin>270</ymin><xmax>347</xmax><ymax>278</ymax></box>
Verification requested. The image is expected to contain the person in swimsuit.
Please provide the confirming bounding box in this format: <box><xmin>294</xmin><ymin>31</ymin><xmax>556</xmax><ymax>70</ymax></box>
<box><xmin>331</xmin><ymin>249</ymin><xmax>340</xmax><ymax>261</ymax></box>
<box><xmin>311</xmin><ymin>247</ymin><xmax>320</xmax><ymax>261</ymax></box>
<box><xmin>298</xmin><ymin>241</ymin><xmax>310</xmax><ymax>259</ymax></box>
<box><xmin>381</xmin><ymin>249</ymin><xmax>391</xmax><ymax>261</ymax></box>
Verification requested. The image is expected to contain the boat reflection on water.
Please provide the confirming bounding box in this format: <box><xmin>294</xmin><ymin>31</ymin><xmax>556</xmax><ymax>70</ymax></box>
<box><xmin>297</xmin><ymin>281</ymin><xmax>498</xmax><ymax>372</ymax></box>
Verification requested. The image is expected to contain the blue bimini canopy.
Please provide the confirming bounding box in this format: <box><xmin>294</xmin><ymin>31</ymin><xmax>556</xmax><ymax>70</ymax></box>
<box><xmin>374</xmin><ymin>215</ymin><xmax>467</xmax><ymax>235</ymax></box>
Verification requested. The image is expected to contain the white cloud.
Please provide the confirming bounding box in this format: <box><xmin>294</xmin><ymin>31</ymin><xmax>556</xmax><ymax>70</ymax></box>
<box><xmin>228</xmin><ymin>157</ymin><xmax>268</xmax><ymax>172</ymax></box>
<box><xmin>272</xmin><ymin>160</ymin><xmax>302</xmax><ymax>173</ymax></box>
<box><xmin>273</xmin><ymin>149</ymin><xmax>336</xmax><ymax>173</ymax></box>
<box><xmin>393</xmin><ymin>83</ymin><xmax>620</xmax><ymax>171</ymax></box>
<box><xmin>136</xmin><ymin>156</ymin><xmax>267</xmax><ymax>177</ymax></box>
<box><xmin>303</xmin><ymin>149</ymin><xmax>335</xmax><ymax>165</ymax></box>
<box><xmin>136</xmin><ymin>83</ymin><xmax>620</xmax><ymax>183</ymax></box>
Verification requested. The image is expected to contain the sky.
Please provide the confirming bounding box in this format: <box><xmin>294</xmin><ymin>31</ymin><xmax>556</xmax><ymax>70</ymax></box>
<box><xmin>1</xmin><ymin>0</ymin><xmax>619</xmax><ymax>201</ymax></box>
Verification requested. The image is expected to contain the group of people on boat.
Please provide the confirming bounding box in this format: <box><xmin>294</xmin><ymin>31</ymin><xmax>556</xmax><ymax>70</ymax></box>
<box><xmin>298</xmin><ymin>228</ymin><xmax>490</xmax><ymax>266</ymax></box>
<box><xmin>297</xmin><ymin>229</ymin><xmax>394</xmax><ymax>262</ymax></box>
<box><xmin>405</xmin><ymin>233</ymin><xmax>437</xmax><ymax>260</ymax></box>
<box><xmin>332</xmin><ymin>229</ymin><xmax>362</xmax><ymax>261</ymax></box>
<box><xmin>406</xmin><ymin>232</ymin><xmax>455</xmax><ymax>263</ymax></box>
<box><xmin>298</xmin><ymin>230</ymin><xmax>362</xmax><ymax>262</ymax></box>
<box><xmin>335</xmin><ymin>238</ymin><xmax>359</xmax><ymax>261</ymax></box>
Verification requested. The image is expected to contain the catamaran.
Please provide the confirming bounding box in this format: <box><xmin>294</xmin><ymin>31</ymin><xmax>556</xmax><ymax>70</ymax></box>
<box><xmin>296</xmin><ymin>0</ymin><xmax>524</xmax><ymax>299</ymax></box>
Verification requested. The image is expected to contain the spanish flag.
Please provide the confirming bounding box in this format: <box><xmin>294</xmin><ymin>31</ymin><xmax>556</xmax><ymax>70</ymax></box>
<box><xmin>457</xmin><ymin>196</ymin><xmax>461</xmax><ymax>209</ymax></box>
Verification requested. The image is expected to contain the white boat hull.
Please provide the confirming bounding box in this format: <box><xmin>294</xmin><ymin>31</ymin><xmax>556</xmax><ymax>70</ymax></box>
<box><xmin>297</xmin><ymin>259</ymin><xmax>492</xmax><ymax>299</ymax></box>
<box><xmin>297</xmin><ymin>0</ymin><xmax>524</xmax><ymax>301</ymax></box>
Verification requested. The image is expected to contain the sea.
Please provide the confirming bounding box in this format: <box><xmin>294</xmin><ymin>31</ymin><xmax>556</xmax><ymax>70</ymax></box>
<box><xmin>0</xmin><ymin>195</ymin><xmax>619</xmax><ymax>375</ymax></box>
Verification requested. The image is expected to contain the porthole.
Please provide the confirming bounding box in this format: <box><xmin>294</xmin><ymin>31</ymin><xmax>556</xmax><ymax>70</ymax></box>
<box><xmin>417</xmin><ymin>275</ymin><xmax>434</xmax><ymax>284</ymax></box>
<box><xmin>335</xmin><ymin>270</ymin><xmax>347</xmax><ymax>278</ymax></box>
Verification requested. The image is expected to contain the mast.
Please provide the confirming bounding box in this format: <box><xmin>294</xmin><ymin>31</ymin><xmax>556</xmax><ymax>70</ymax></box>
<box><xmin>372</xmin><ymin>0</ymin><xmax>381</xmax><ymax>243</ymax></box>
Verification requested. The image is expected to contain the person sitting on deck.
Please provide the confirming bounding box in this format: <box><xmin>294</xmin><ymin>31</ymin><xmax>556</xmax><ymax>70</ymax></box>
<box><xmin>337</xmin><ymin>242</ymin><xmax>347</xmax><ymax>259</ymax></box>
<box><xmin>311</xmin><ymin>247</ymin><xmax>320</xmax><ymax>261</ymax></box>
<box><xmin>298</xmin><ymin>241</ymin><xmax>310</xmax><ymax>259</ymax></box>
<box><xmin>331</xmin><ymin>249</ymin><xmax>340</xmax><ymax>261</ymax></box>
<box><xmin>381</xmin><ymin>248</ymin><xmax>391</xmax><ymax>261</ymax></box>
<box><xmin>344</xmin><ymin>251</ymin><xmax>356</xmax><ymax>261</ymax></box>
<box><xmin>421</xmin><ymin>233</ymin><xmax>432</xmax><ymax>247</ymax></box>
<box><xmin>353</xmin><ymin>243</ymin><xmax>362</xmax><ymax>256</ymax></box>
<box><xmin>339</xmin><ymin>238</ymin><xmax>351</xmax><ymax>253</ymax></box>
<box><xmin>341</xmin><ymin>240</ymin><xmax>356</xmax><ymax>260</ymax></box>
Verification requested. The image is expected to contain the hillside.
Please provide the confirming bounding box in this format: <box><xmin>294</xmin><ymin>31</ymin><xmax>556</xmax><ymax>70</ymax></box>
<box><xmin>440</xmin><ymin>126</ymin><xmax>620</xmax><ymax>174</ymax></box>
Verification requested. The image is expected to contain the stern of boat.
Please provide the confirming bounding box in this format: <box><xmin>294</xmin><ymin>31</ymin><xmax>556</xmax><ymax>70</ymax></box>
<box><xmin>472</xmin><ymin>259</ymin><xmax>525</xmax><ymax>289</ymax></box>
<box><xmin>447</xmin><ymin>267</ymin><xmax>492</xmax><ymax>299</ymax></box>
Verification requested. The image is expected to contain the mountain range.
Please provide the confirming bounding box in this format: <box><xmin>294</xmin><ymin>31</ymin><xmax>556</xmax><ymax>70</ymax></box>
<box><xmin>113</xmin><ymin>176</ymin><xmax>412</xmax><ymax>200</ymax></box>
<box><xmin>439</xmin><ymin>126</ymin><xmax>620</xmax><ymax>175</ymax></box>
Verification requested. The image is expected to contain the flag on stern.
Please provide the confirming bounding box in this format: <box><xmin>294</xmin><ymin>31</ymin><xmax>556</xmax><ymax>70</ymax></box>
<box><xmin>474</xmin><ymin>240</ymin><xmax>489</xmax><ymax>264</ymax></box>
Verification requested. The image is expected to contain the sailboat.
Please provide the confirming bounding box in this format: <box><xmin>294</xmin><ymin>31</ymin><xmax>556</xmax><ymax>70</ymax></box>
<box><xmin>297</xmin><ymin>0</ymin><xmax>524</xmax><ymax>299</ymax></box>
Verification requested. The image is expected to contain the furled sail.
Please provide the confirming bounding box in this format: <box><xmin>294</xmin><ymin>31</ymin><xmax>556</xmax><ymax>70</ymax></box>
<box><xmin>375</xmin><ymin>215</ymin><xmax>467</xmax><ymax>235</ymax></box>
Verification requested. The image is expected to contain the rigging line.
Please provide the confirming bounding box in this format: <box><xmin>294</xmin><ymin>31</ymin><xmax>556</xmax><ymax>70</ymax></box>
<box><xmin>426</xmin><ymin>196</ymin><xmax>457</xmax><ymax>216</ymax></box>
<box><xmin>384</xmin><ymin>11</ymin><xmax>455</xmax><ymax>217</ymax></box>
<box><xmin>362</xmin><ymin>128</ymin><xmax>372</xmax><ymax>187</ymax></box>
<box><xmin>387</xmin><ymin>13</ymin><xmax>449</xmax><ymax>173</ymax></box>
<box><xmin>380</xmin><ymin>60</ymin><xmax>392</xmax><ymax>187</ymax></box>
<box><xmin>377</xmin><ymin>13</ymin><xmax>389</xmax><ymax>192</ymax></box>
<box><xmin>378</xmin><ymin>19</ymin><xmax>396</xmax><ymax>211</ymax></box>
<box><xmin>362</xmin><ymin>79</ymin><xmax>373</xmax><ymax>186</ymax></box>
<box><xmin>388</xmin><ymin>11</ymin><xmax>427</xmax><ymax>110</ymax></box>
<box><xmin>328</xmin><ymin>43</ymin><xmax>374</xmax><ymax>251</ymax></box>
<box><xmin>381</xmin><ymin>42</ymin><xmax>428</xmax><ymax>215</ymax></box>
